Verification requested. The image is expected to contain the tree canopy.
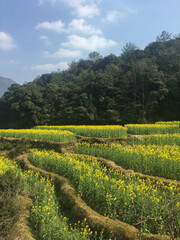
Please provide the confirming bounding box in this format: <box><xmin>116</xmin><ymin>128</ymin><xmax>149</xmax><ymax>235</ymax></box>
<box><xmin>0</xmin><ymin>32</ymin><xmax>180</xmax><ymax>128</ymax></box>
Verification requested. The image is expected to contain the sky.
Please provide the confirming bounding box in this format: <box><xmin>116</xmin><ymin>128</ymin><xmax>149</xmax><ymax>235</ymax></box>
<box><xmin>1</xmin><ymin>0</ymin><xmax>180</xmax><ymax>85</ymax></box>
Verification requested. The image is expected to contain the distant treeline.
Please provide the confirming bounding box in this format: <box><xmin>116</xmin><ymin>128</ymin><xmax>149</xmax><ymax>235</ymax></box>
<box><xmin>0</xmin><ymin>31</ymin><xmax>180</xmax><ymax>128</ymax></box>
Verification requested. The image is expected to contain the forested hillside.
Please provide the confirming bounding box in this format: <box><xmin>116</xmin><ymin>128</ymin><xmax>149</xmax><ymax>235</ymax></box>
<box><xmin>0</xmin><ymin>32</ymin><xmax>180</xmax><ymax>128</ymax></box>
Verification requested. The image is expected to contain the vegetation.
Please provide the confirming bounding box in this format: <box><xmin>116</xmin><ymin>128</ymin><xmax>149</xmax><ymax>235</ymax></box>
<box><xmin>0</xmin><ymin>156</ymin><xmax>103</xmax><ymax>240</ymax></box>
<box><xmin>125</xmin><ymin>124</ymin><xmax>179</xmax><ymax>135</ymax></box>
<box><xmin>130</xmin><ymin>133</ymin><xmax>180</xmax><ymax>146</ymax></box>
<box><xmin>155</xmin><ymin>121</ymin><xmax>180</xmax><ymax>126</ymax></box>
<box><xmin>0</xmin><ymin>33</ymin><xmax>180</xmax><ymax>128</ymax></box>
<box><xmin>0</xmin><ymin>129</ymin><xmax>77</xmax><ymax>142</ymax></box>
<box><xmin>75</xmin><ymin>143</ymin><xmax>180</xmax><ymax>180</ymax></box>
<box><xmin>0</xmin><ymin>122</ymin><xmax>180</xmax><ymax>239</ymax></box>
<box><xmin>28</xmin><ymin>149</ymin><xmax>180</xmax><ymax>237</ymax></box>
<box><xmin>35</xmin><ymin>125</ymin><xmax>128</xmax><ymax>138</ymax></box>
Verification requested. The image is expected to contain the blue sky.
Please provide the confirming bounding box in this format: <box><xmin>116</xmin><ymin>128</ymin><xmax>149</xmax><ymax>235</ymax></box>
<box><xmin>1</xmin><ymin>0</ymin><xmax>180</xmax><ymax>84</ymax></box>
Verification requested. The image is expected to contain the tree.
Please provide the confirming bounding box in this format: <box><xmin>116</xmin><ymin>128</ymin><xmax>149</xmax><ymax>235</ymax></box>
<box><xmin>174</xmin><ymin>33</ymin><xmax>180</xmax><ymax>39</ymax></box>
<box><xmin>121</xmin><ymin>42</ymin><xmax>139</xmax><ymax>65</ymax></box>
<box><xmin>0</xmin><ymin>36</ymin><xmax>180</xmax><ymax>128</ymax></box>
<box><xmin>88</xmin><ymin>52</ymin><xmax>102</xmax><ymax>62</ymax></box>
<box><xmin>68</xmin><ymin>61</ymin><xmax>79</xmax><ymax>75</ymax></box>
<box><xmin>156</xmin><ymin>31</ymin><xmax>172</xmax><ymax>42</ymax></box>
<box><xmin>121</xmin><ymin>42</ymin><xmax>138</xmax><ymax>56</ymax></box>
<box><xmin>123</xmin><ymin>59</ymin><xmax>168</xmax><ymax>122</ymax></box>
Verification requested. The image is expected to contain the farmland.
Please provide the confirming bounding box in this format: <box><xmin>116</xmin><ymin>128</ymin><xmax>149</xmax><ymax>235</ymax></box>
<box><xmin>0</xmin><ymin>122</ymin><xmax>180</xmax><ymax>240</ymax></box>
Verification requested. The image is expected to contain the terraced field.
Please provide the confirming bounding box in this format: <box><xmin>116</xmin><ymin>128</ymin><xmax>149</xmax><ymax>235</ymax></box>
<box><xmin>0</xmin><ymin>122</ymin><xmax>180</xmax><ymax>240</ymax></box>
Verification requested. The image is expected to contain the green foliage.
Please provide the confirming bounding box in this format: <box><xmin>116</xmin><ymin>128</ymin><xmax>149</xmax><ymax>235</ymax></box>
<box><xmin>125</xmin><ymin>124</ymin><xmax>179</xmax><ymax>135</ymax></box>
<box><xmin>0</xmin><ymin>159</ymin><xmax>95</xmax><ymax>240</ymax></box>
<box><xmin>156</xmin><ymin>31</ymin><xmax>172</xmax><ymax>42</ymax></box>
<box><xmin>0</xmin><ymin>129</ymin><xmax>77</xmax><ymax>142</ymax></box>
<box><xmin>28</xmin><ymin>149</ymin><xmax>180</xmax><ymax>236</ymax></box>
<box><xmin>35</xmin><ymin>125</ymin><xmax>128</xmax><ymax>138</ymax></box>
<box><xmin>0</xmin><ymin>34</ymin><xmax>180</xmax><ymax>128</ymax></box>
<box><xmin>0</xmin><ymin>170</ymin><xmax>22</xmax><ymax>237</ymax></box>
<box><xmin>130</xmin><ymin>133</ymin><xmax>180</xmax><ymax>146</ymax></box>
<box><xmin>75</xmin><ymin>142</ymin><xmax>180</xmax><ymax>180</ymax></box>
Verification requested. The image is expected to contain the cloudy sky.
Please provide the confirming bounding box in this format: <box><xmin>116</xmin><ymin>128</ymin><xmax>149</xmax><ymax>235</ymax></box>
<box><xmin>1</xmin><ymin>0</ymin><xmax>180</xmax><ymax>84</ymax></box>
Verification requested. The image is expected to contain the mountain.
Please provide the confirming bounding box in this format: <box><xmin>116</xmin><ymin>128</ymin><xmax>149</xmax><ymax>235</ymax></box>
<box><xmin>0</xmin><ymin>76</ymin><xmax>16</xmax><ymax>97</ymax></box>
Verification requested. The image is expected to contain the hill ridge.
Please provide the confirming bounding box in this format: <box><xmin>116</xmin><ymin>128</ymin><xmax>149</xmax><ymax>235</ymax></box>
<box><xmin>0</xmin><ymin>76</ymin><xmax>16</xmax><ymax>97</ymax></box>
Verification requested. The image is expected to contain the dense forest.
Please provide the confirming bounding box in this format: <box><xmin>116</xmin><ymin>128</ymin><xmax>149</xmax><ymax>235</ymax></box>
<box><xmin>0</xmin><ymin>31</ymin><xmax>180</xmax><ymax>128</ymax></box>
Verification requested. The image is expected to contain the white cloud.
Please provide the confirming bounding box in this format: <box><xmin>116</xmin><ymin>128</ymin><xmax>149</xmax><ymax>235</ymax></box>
<box><xmin>36</xmin><ymin>20</ymin><xmax>65</xmax><ymax>33</ymax></box>
<box><xmin>44</xmin><ymin>48</ymin><xmax>81</xmax><ymax>58</ymax></box>
<box><xmin>31</xmin><ymin>61</ymin><xmax>68</xmax><ymax>71</ymax></box>
<box><xmin>126</xmin><ymin>7</ymin><xmax>137</xmax><ymax>15</ymax></box>
<box><xmin>0</xmin><ymin>32</ymin><xmax>16</xmax><ymax>50</ymax></box>
<box><xmin>36</xmin><ymin>18</ymin><xmax>102</xmax><ymax>35</ymax></box>
<box><xmin>40</xmin><ymin>35</ymin><xmax>48</xmax><ymax>40</ymax></box>
<box><xmin>39</xmin><ymin>0</ymin><xmax>57</xmax><ymax>5</ymax></box>
<box><xmin>39</xmin><ymin>0</ymin><xmax>100</xmax><ymax>18</ymax></box>
<box><xmin>106</xmin><ymin>8</ymin><xmax>137</xmax><ymax>22</ymax></box>
<box><xmin>106</xmin><ymin>11</ymin><xmax>123</xmax><ymax>22</ymax></box>
<box><xmin>74</xmin><ymin>3</ymin><xmax>100</xmax><ymax>18</ymax></box>
<box><xmin>68</xmin><ymin>18</ymin><xmax>101</xmax><ymax>35</ymax></box>
<box><xmin>39</xmin><ymin>35</ymin><xmax>51</xmax><ymax>45</ymax></box>
<box><xmin>62</xmin><ymin>35</ymin><xmax>117</xmax><ymax>51</ymax></box>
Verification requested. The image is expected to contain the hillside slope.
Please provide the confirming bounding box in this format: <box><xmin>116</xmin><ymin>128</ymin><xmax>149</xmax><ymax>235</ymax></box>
<box><xmin>0</xmin><ymin>35</ymin><xmax>180</xmax><ymax>128</ymax></box>
<box><xmin>0</xmin><ymin>76</ymin><xmax>16</xmax><ymax>97</ymax></box>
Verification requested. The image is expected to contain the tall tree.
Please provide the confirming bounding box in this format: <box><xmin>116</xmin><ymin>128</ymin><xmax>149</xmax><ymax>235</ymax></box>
<box><xmin>88</xmin><ymin>52</ymin><xmax>102</xmax><ymax>62</ymax></box>
<box><xmin>156</xmin><ymin>31</ymin><xmax>172</xmax><ymax>42</ymax></box>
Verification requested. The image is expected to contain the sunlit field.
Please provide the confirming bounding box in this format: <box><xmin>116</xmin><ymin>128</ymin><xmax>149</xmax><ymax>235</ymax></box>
<box><xmin>34</xmin><ymin>125</ymin><xmax>128</xmax><ymax>138</ymax></box>
<box><xmin>28</xmin><ymin>149</ymin><xmax>180</xmax><ymax>236</ymax></box>
<box><xmin>0</xmin><ymin>122</ymin><xmax>180</xmax><ymax>239</ymax></box>
<box><xmin>0</xmin><ymin>156</ymin><xmax>103</xmax><ymax>240</ymax></box>
<box><xmin>0</xmin><ymin>129</ymin><xmax>77</xmax><ymax>142</ymax></box>
<box><xmin>129</xmin><ymin>133</ymin><xmax>180</xmax><ymax>145</ymax></box>
<box><xmin>75</xmin><ymin>142</ymin><xmax>180</xmax><ymax>180</ymax></box>
<box><xmin>125</xmin><ymin>124</ymin><xmax>179</xmax><ymax>135</ymax></box>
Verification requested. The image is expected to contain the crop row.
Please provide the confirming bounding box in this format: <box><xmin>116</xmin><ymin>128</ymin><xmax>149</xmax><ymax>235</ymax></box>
<box><xmin>0</xmin><ymin>124</ymin><xmax>179</xmax><ymax>142</ymax></box>
<box><xmin>0</xmin><ymin>129</ymin><xmax>77</xmax><ymax>142</ymax></box>
<box><xmin>35</xmin><ymin>123</ymin><xmax>180</xmax><ymax>137</ymax></box>
<box><xmin>34</xmin><ymin>125</ymin><xmax>128</xmax><ymax>138</ymax></box>
<box><xmin>130</xmin><ymin>133</ymin><xmax>180</xmax><ymax>145</ymax></box>
<box><xmin>125</xmin><ymin>124</ymin><xmax>179</xmax><ymax>135</ymax></box>
<box><xmin>0</xmin><ymin>156</ymin><xmax>102</xmax><ymax>240</ymax></box>
<box><xmin>75</xmin><ymin>143</ymin><xmax>180</xmax><ymax>180</ymax></box>
<box><xmin>0</xmin><ymin>156</ymin><xmax>16</xmax><ymax>174</ymax></box>
<box><xmin>28</xmin><ymin>149</ymin><xmax>180</xmax><ymax>237</ymax></box>
<box><xmin>155</xmin><ymin>121</ymin><xmax>180</xmax><ymax>125</ymax></box>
